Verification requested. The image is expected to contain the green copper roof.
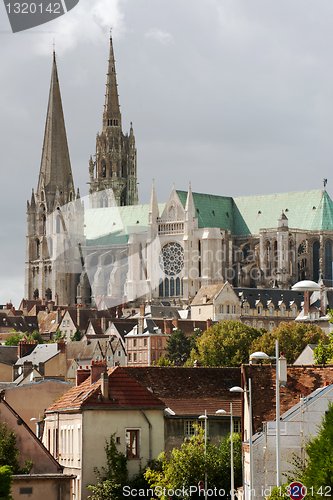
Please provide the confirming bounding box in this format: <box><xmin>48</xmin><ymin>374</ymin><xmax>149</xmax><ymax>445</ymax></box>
<box><xmin>84</xmin><ymin>189</ymin><xmax>333</xmax><ymax>245</ymax></box>
<box><xmin>233</xmin><ymin>189</ymin><xmax>333</xmax><ymax>235</ymax></box>
<box><xmin>177</xmin><ymin>189</ymin><xmax>333</xmax><ymax>235</ymax></box>
<box><xmin>176</xmin><ymin>190</ymin><xmax>236</xmax><ymax>233</ymax></box>
<box><xmin>85</xmin><ymin>203</ymin><xmax>165</xmax><ymax>245</ymax></box>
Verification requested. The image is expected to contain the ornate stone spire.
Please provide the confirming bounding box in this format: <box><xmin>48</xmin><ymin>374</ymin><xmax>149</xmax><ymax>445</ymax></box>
<box><xmin>149</xmin><ymin>179</ymin><xmax>159</xmax><ymax>224</ymax></box>
<box><xmin>37</xmin><ymin>51</ymin><xmax>75</xmax><ymax>210</ymax></box>
<box><xmin>185</xmin><ymin>182</ymin><xmax>195</xmax><ymax>221</ymax></box>
<box><xmin>103</xmin><ymin>34</ymin><xmax>122</xmax><ymax>131</ymax></box>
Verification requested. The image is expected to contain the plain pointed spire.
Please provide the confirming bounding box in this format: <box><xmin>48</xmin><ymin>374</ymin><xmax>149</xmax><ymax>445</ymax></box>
<box><xmin>185</xmin><ymin>182</ymin><xmax>195</xmax><ymax>220</ymax></box>
<box><xmin>149</xmin><ymin>179</ymin><xmax>159</xmax><ymax>222</ymax></box>
<box><xmin>37</xmin><ymin>51</ymin><xmax>74</xmax><ymax>210</ymax></box>
<box><xmin>103</xmin><ymin>34</ymin><xmax>121</xmax><ymax>130</ymax></box>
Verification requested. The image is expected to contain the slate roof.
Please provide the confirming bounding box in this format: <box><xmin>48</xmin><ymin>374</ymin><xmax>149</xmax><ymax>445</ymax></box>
<box><xmin>46</xmin><ymin>366</ymin><xmax>165</xmax><ymax>412</ymax></box>
<box><xmin>0</xmin><ymin>313</ymin><xmax>38</xmax><ymax>334</ymax></box>
<box><xmin>66</xmin><ymin>339</ymin><xmax>109</xmax><ymax>362</ymax></box>
<box><xmin>0</xmin><ymin>346</ymin><xmax>18</xmax><ymax>366</ymax></box>
<box><xmin>15</xmin><ymin>343</ymin><xmax>59</xmax><ymax>366</ymax></box>
<box><xmin>235</xmin><ymin>288</ymin><xmax>304</xmax><ymax>310</ymax></box>
<box><xmin>242</xmin><ymin>364</ymin><xmax>333</xmax><ymax>434</ymax></box>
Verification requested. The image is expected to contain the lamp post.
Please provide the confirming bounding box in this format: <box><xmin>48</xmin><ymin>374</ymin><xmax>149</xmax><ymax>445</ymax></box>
<box><xmin>216</xmin><ymin>404</ymin><xmax>235</xmax><ymax>500</ymax></box>
<box><xmin>198</xmin><ymin>410</ymin><xmax>208</xmax><ymax>500</ymax></box>
<box><xmin>230</xmin><ymin>380</ymin><xmax>252</xmax><ymax>500</ymax></box>
<box><xmin>250</xmin><ymin>340</ymin><xmax>281</xmax><ymax>487</ymax></box>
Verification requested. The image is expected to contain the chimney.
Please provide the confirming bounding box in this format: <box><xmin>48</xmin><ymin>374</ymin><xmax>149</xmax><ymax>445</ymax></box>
<box><xmin>48</xmin><ymin>300</ymin><xmax>54</xmax><ymax>311</ymax></box>
<box><xmin>6</xmin><ymin>302</ymin><xmax>13</xmax><ymax>310</ymax></box>
<box><xmin>42</xmin><ymin>299</ymin><xmax>46</xmax><ymax>306</ymax></box>
<box><xmin>56</xmin><ymin>308</ymin><xmax>62</xmax><ymax>325</ymax></box>
<box><xmin>91</xmin><ymin>360</ymin><xmax>107</xmax><ymax>384</ymax></box>
<box><xmin>18</xmin><ymin>340</ymin><xmax>36</xmax><ymax>359</ymax></box>
<box><xmin>57</xmin><ymin>339</ymin><xmax>66</xmax><ymax>354</ymax></box>
<box><xmin>172</xmin><ymin>318</ymin><xmax>179</xmax><ymax>329</ymax></box>
<box><xmin>138</xmin><ymin>305</ymin><xmax>145</xmax><ymax>335</ymax></box>
<box><xmin>76</xmin><ymin>366</ymin><xmax>91</xmax><ymax>386</ymax></box>
<box><xmin>202</xmin><ymin>295</ymin><xmax>207</xmax><ymax>304</ymax></box>
<box><xmin>101</xmin><ymin>371</ymin><xmax>109</xmax><ymax>400</ymax></box>
<box><xmin>164</xmin><ymin>320</ymin><xmax>172</xmax><ymax>335</ymax></box>
<box><xmin>206</xmin><ymin>318</ymin><xmax>213</xmax><ymax>330</ymax></box>
<box><xmin>116</xmin><ymin>306</ymin><xmax>122</xmax><ymax>319</ymax></box>
<box><xmin>279</xmin><ymin>354</ymin><xmax>287</xmax><ymax>387</ymax></box>
<box><xmin>140</xmin><ymin>304</ymin><xmax>145</xmax><ymax>317</ymax></box>
<box><xmin>304</xmin><ymin>291</ymin><xmax>310</xmax><ymax>316</ymax></box>
<box><xmin>101</xmin><ymin>317</ymin><xmax>107</xmax><ymax>332</ymax></box>
<box><xmin>77</xmin><ymin>306</ymin><xmax>81</xmax><ymax>329</ymax></box>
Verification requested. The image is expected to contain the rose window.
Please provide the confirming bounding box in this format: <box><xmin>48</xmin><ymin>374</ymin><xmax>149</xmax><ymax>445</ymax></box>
<box><xmin>159</xmin><ymin>242</ymin><xmax>184</xmax><ymax>276</ymax></box>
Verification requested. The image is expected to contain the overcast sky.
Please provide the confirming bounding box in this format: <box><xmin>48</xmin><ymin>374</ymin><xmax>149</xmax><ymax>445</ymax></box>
<box><xmin>1</xmin><ymin>0</ymin><xmax>333</xmax><ymax>306</ymax></box>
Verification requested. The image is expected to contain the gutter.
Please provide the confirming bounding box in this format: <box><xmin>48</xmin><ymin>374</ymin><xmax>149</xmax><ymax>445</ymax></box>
<box><xmin>141</xmin><ymin>410</ymin><xmax>152</xmax><ymax>461</ymax></box>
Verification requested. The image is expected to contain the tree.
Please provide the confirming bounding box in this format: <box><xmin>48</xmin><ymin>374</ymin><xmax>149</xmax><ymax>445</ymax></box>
<box><xmin>250</xmin><ymin>322</ymin><xmax>328</xmax><ymax>364</ymax></box>
<box><xmin>165</xmin><ymin>328</ymin><xmax>192</xmax><ymax>365</ymax></box>
<box><xmin>194</xmin><ymin>321</ymin><xmax>261</xmax><ymax>367</ymax></box>
<box><xmin>27</xmin><ymin>330</ymin><xmax>44</xmax><ymax>344</ymax></box>
<box><xmin>156</xmin><ymin>356</ymin><xmax>174</xmax><ymax>366</ymax></box>
<box><xmin>71</xmin><ymin>329</ymin><xmax>82</xmax><ymax>342</ymax></box>
<box><xmin>300</xmin><ymin>401</ymin><xmax>333</xmax><ymax>498</ymax></box>
<box><xmin>0</xmin><ymin>465</ymin><xmax>13</xmax><ymax>500</ymax></box>
<box><xmin>5</xmin><ymin>333</ymin><xmax>23</xmax><ymax>346</ymax></box>
<box><xmin>144</xmin><ymin>427</ymin><xmax>242</xmax><ymax>500</ymax></box>
<box><xmin>0</xmin><ymin>421</ymin><xmax>33</xmax><ymax>474</ymax></box>
<box><xmin>54</xmin><ymin>328</ymin><xmax>65</xmax><ymax>342</ymax></box>
<box><xmin>87</xmin><ymin>434</ymin><xmax>128</xmax><ymax>500</ymax></box>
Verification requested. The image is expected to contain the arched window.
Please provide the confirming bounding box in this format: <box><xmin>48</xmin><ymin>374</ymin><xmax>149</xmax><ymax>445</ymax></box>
<box><xmin>36</xmin><ymin>239</ymin><xmax>40</xmax><ymax>259</ymax></box>
<box><xmin>170</xmin><ymin>277</ymin><xmax>175</xmax><ymax>297</ymax></box>
<box><xmin>325</xmin><ymin>240</ymin><xmax>332</xmax><ymax>280</ymax></box>
<box><xmin>42</xmin><ymin>214</ymin><xmax>46</xmax><ymax>235</ymax></box>
<box><xmin>164</xmin><ymin>278</ymin><xmax>169</xmax><ymax>297</ymax></box>
<box><xmin>159</xmin><ymin>279</ymin><xmax>164</xmax><ymax>297</ymax></box>
<box><xmin>45</xmin><ymin>288</ymin><xmax>52</xmax><ymax>300</ymax></box>
<box><xmin>33</xmin><ymin>289</ymin><xmax>39</xmax><ymax>299</ymax></box>
<box><xmin>176</xmin><ymin>277</ymin><xmax>180</xmax><ymax>296</ymax></box>
<box><xmin>313</xmin><ymin>241</ymin><xmax>320</xmax><ymax>281</ymax></box>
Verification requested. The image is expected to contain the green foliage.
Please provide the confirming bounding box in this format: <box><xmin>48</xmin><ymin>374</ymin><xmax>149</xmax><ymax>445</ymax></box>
<box><xmin>250</xmin><ymin>322</ymin><xmax>328</xmax><ymax>364</ymax></box>
<box><xmin>144</xmin><ymin>427</ymin><xmax>242</xmax><ymax>500</ymax></box>
<box><xmin>71</xmin><ymin>329</ymin><xmax>82</xmax><ymax>342</ymax></box>
<box><xmin>165</xmin><ymin>328</ymin><xmax>192</xmax><ymax>365</ymax></box>
<box><xmin>27</xmin><ymin>330</ymin><xmax>44</xmax><ymax>344</ymax></box>
<box><xmin>0</xmin><ymin>421</ymin><xmax>33</xmax><ymax>474</ymax></box>
<box><xmin>313</xmin><ymin>328</ymin><xmax>333</xmax><ymax>365</ymax></box>
<box><xmin>195</xmin><ymin>321</ymin><xmax>261</xmax><ymax>367</ymax></box>
<box><xmin>265</xmin><ymin>484</ymin><xmax>289</xmax><ymax>499</ymax></box>
<box><xmin>54</xmin><ymin>328</ymin><xmax>65</xmax><ymax>342</ymax></box>
<box><xmin>4</xmin><ymin>333</ymin><xmax>23</xmax><ymax>346</ymax></box>
<box><xmin>300</xmin><ymin>401</ymin><xmax>333</xmax><ymax>498</ymax></box>
<box><xmin>88</xmin><ymin>434</ymin><xmax>128</xmax><ymax>500</ymax></box>
<box><xmin>156</xmin><ymin>356</ymin><xmax>174</xmax><ymax>366</ymax></box>
<box><xmin>0</xmin><ymin>465</ymin><xmax>13</xmax><ymax>500</ymax></box>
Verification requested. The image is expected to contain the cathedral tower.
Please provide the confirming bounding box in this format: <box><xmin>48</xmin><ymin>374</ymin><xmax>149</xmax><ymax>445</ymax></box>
<box><xmin>89</xmin><ymin>35</ymin><xmax>138</xmax><ymax>207</ymax></box>
<box><xmin>25</xmin><ymin>52</ymin><xmax>83</xmax><ymax>305</ymax></box>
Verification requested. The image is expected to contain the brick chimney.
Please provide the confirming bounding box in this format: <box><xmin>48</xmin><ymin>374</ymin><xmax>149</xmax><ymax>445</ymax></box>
<box><xmin>164</xmin><ymin>320</ymin><xmax>172</xmax><ymax>335</ymax></box>
<box><xmin>6</xmin><ymin>302</ymin><xmax>13</xmax><ymax>310</ymax></box>
<box><xmin>206</xmin><ymin>318</ymin><xmax>213</xmax><ymax>330</ymax></box>
<box><xmin>172</xmin><ymin>318</ymin><xmax>179</xmax><ymax>329</ymax></box>
<box><xmin>304</xmin><ymin>291</ymin><xmax>310</xmax><ymax>316</ymax></box>
<box><xmin>91</xmin><ymin>360</ymin><xmax>107</xmax><ymax>384</ymax></box>
<box><xmin>18</xmin><ymin>340</ymin><xmax>36</xmax><ymax>359</ymax></box>
<box><xmin>57</xmin><ymin>339</ymin><xmax>66</xmax><ymax>354</ymax></box>
<box><xmin>76</xmin><ymin>367</ymin><xmax>91</xmax><ymax>386</ymax></box>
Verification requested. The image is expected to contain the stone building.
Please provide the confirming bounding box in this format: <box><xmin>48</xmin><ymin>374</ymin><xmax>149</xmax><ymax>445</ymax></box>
<box><xmin>25</xmin><ymin>36</ymin><xmax>333</xmax><ymax>308</ymax></box>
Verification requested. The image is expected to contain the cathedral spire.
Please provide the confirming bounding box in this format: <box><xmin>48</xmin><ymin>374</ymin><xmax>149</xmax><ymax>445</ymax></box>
<box><xmin>37</xmin><ymin>51</ymin><xmax>75</xmax><ymax>210</ymax></box>
<box><xmin>185</xmin><ymin>182</ymin><xmax>195</xmax><ymax>221</ymax></box>
<box><xmin>103</xmin><ymin>33</ymin><xmax>121</xmax><ymax>131</ymax></box>
<box><xmin>149</xmin><ymin>179</ymin><xmax>159</xmax><ymax>224</ymax></box>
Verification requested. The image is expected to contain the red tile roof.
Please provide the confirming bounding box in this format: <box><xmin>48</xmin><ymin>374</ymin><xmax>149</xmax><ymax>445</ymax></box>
<box><xmin>46</xmin><ymin>366</ymin><xmax>165</xmax><ymax>412</ymax></box>
<box><xmin>242</xmin><ymin>364</ymin><xmax>333</xmax><ymax>433</ymax></box>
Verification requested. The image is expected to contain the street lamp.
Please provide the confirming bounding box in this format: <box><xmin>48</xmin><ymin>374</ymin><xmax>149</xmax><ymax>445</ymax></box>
<box><xmin>216</xmin><ymin>405</ymin><xmax>235</xmax><ymax>500</ymax></box>
<box><xmin>230</xmin><ymin>380</ymin><xmax>253</xmax><ymax>500</ymax></box>
<box><xmin>198</xmin><ymin>410</ymin><xmax>208</xmax><ymax>500</ymax></box>
<box><xmin>250</xmin><ymin>340</ymin><xmax>281</xmax><ymax>488</ymax></box>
